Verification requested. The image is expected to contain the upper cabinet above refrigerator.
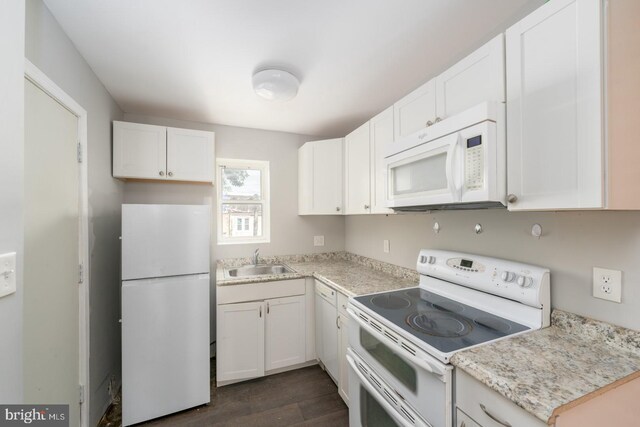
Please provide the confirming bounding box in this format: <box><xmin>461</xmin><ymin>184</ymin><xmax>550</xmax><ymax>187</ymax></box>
<box><xmin>113</xmin><ymin>121</ymin><xmax>215</xmax><ymax>184</ymax></box>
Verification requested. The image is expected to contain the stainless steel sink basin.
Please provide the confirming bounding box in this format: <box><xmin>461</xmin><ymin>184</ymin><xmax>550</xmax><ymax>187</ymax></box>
<box><xmin>225</xmin><ymin>264</ymin><xmax>294</xmax><ymax>278</ymax></box>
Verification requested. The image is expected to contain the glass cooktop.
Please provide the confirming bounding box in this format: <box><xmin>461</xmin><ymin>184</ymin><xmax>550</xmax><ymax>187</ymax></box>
<box><xmin>353</xmin><ymin>287</ymin><xmax>530</xmax><ymax>354</ymax></box>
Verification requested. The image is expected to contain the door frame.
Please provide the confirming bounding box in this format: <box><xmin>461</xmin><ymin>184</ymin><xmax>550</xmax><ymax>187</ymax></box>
<box><xmin>24</xmin><ymin>59</ymin><xmax>90</xmax><ymax>427</ymax></box>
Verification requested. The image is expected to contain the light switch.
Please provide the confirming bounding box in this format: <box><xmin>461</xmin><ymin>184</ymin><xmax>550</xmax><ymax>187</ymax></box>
<box><xmin>314</xmin><ymin>236</ymin><xmax>325</xmax><ymax>247</ymax></box>
<box><xmin>383</xmin><ymin>240</ymin><xmax>390</xmax><ymax>253</ymax></box>
<box><xmin>0</xmin><ymin>252</ymin><xmax>17</xmax><ymax>298</ymax></box>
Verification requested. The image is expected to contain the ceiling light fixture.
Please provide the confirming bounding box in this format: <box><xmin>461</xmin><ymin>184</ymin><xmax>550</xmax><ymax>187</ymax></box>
<box><xmin>252</xmin><ymin>69</ymin><xmax>299</xmax><ymax>102</ymax></box>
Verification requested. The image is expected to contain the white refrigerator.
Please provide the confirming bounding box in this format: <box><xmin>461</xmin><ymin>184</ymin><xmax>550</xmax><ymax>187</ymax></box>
<box><xmin>121</xmin><ymin>204</ymin><xmax>211</xmax><ymax>426</ymax></box>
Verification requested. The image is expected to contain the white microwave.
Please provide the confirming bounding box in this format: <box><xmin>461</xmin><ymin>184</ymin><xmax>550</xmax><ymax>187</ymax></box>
<box><xmin>385</xmin><ymin>102</ymin><xmax>506</xmax><ymax>210</ymax></box>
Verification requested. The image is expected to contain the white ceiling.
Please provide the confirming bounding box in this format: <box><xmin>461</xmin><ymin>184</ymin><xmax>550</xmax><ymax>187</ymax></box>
<box><xmin>43</xmin><ymin>0</ymin><xmax>542</xmax><ymax>137</ymax></box>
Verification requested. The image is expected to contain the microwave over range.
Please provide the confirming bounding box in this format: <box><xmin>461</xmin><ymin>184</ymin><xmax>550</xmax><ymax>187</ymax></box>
<box><xmin>385</xmin><ymin>102</ymin><xmax>506</xmax><ymax>211</ymax></box>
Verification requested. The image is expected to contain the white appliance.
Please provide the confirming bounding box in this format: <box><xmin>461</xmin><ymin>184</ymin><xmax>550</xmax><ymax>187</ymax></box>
<box><xmin>385</xmin><ymin>102</ymin><xmax>505</xmax><ymax>211</ymax></box>
<box><xmin>348</xmin><ymin>250</ymin><xmax>550</xmax><ymax>427</ymax></box>
<box><xmin>121</xmin><ymin>204</ymin><xmax>211</xmax><ymax>426</ymax></box>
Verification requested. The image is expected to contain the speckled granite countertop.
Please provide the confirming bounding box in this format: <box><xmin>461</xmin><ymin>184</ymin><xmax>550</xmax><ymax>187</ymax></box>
<box><xmin>451</xmin><ymin>310</ymin><xmax>640</xmax><ymax>424</ymax></box>
<box><xmin>216</xmin><ymin>252</ymin><xmax>418</xmax><ymax>296</ymax></box>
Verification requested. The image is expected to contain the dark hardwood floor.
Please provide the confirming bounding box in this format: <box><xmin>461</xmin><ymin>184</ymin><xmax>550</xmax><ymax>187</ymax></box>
<box><xmin>99</xmin><ymin>362</ymin><xmax>349</xmax><ymax>426</ymax></box>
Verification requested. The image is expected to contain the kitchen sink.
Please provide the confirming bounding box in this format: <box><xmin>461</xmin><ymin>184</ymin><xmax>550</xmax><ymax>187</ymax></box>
<box><xmin>225</xmin><ymin>264</ymin><xmax>294</xmax><ymax>278</ymax></box>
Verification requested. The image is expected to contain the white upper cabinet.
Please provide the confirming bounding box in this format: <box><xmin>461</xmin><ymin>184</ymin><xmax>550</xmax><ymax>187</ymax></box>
<box><xmin>393</xmin><ymin>78</ymin><xmax>437</xmax><ymax>141</ymax></box>
<box><xmin>369</xmin><ymin>107</ymin><xmax>394</xmax><ymax>214</ymax></box>
<box><xmin>113</xmin><ymin>121</ymin><xmax>215</xmax><ymax>184</ymax></box>
<box><xmin>506</xmin><ymin>0</ymin><xmax>603</xmax><ymax>210</ymax></box>
<box><xmin>113</xmin><ymin>121</ymin><xmax>167</xmax><ymax>180</ymax></box>
<box><xmin>298</xmin><ymin>138</ymin><xmax>344</xmax><ymax>215</ymax></box>
<box><xmin>166</xmin><ymin>127</ymin><xmax>215</xmax><ymax>183</ymax></box>
<box><xmin>344</xmin><ymin>122</ymin><xmax>371</xmax><ymax>214</ymax></box>
<box><xmin>436</xmin><ymin>34</ymin><xmax>505</xmax><ymax>119</ymax></box>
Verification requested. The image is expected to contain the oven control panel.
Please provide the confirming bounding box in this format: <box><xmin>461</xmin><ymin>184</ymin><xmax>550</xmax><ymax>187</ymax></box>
<box><xmin>417</xmin><ymin>249</ymin><xmax>550</xmax><ymax>309</ymax></box>
<box><xmin>464</xmin><ymin>135</ymin><xmax>484</xmax><ymax>191</ymax></box>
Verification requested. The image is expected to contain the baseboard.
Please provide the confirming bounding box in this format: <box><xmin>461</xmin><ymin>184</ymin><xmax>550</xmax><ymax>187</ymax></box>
<box><xmin>216</xmin><ymin>360</ymin><xmax>319</xmax><ymax>387</ymax></box>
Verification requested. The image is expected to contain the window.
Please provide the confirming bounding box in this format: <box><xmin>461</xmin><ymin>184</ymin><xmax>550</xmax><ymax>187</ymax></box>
<box><xmin>217</xmin><ymin>159</ymin><xmax>270</xmax><ymax>244</ymax></box>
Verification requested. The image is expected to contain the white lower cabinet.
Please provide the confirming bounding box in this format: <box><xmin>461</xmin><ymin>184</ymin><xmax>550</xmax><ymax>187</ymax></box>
<box><xmin>314</xmin><ymin>280</ymin><xmax>350</xmax><ymax>406</ymax></box>
<box><xmin>217</xmin><ymin>301</ymin><xmax>265</xmax><ymax>383</ymax></box>
<box><xmin>456</xmin><ymin>370</ymin><xmax>545</xmax><ymax>427</ymax></box>
<box><xmin>265</xmin><ymin>295</ymin><xmax>306</xmax><ymax>371</ymax></box>
<box><xmin>337</xmin><ymin>292</ymin><xmax>350</xmax><ymax>405</ymax></box>
<box><xmin>216</xmin><ymin>279</ymin><xmax>307</xmax><ymax>385</ymax></box>
<box><xmin>315</xmin><ymin>281</ymin><xmax>339</xmax><ymax>381</ymax></box>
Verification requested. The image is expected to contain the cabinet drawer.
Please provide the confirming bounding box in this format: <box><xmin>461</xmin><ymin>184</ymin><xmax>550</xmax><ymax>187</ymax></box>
<box><xmin>217</xmin><ymin>279</ymin><xmax>305</xmax><ymax>305</ymax></box>
<box><xmin>456</xmin><ymin>409</ymin><xmax>481</xmax><ymax>427</ymax></box>
<box><xmin>456</xmin><ymin>370</ymin><xmax>546</xmax><ymax>427</ymax></box>
<box><xmin>337</xmin><ymin>291</ymin><xmax>349</xmax><ymax>317</ymax></box>
<box><xmin>315</xmin><ymin>280</ymin><xmax>336</xmax><ymax>306</ymax></box>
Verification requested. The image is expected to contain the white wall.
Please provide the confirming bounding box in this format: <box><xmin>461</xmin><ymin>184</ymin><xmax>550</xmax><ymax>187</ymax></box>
<box><xmin>25</xmin><ymin>1</ymin><xmax>124</xmax><ymax>424</ymax></box>
<box><xmin>346</xmin><ymin>210</ymin><xmax>640</xmax><ymax>330</ymax></box>
<box><xmin>0</xmin><ymin>0</ymin><xmax>25</xmax><ymax>403</ymax></box>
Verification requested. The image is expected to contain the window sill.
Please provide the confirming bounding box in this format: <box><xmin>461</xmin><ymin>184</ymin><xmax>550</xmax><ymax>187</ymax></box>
<box><xmin>216</xmin><ymin>238</ymin><xmax>271</xmax><ymax>246</ymax></box>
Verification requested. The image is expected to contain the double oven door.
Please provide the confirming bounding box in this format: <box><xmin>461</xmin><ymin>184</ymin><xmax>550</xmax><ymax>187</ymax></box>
<box><xmin>347</xmin><ymin>304</ymin><xmax>453</xmax><ymax>427</ymax></box>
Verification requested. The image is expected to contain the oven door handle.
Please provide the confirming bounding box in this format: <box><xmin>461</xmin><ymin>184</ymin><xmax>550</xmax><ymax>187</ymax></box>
<box><xmin>347</xmin><ymin>353</ymin><xmax>431</xmax><ymax>427</ymax></box>
<box><xmin>348</xmin><ymin>308</ymin><xmax>448</xmax><ymax>378</ymax></box>
<box><xmin>445</xmin><ymin>133</ymin><xmax>462</xmax><ymax>201</ymax></box>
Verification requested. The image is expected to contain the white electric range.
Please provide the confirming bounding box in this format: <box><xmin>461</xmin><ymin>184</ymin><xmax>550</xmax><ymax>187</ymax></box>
<box><xmin>347</xmin><ymin>250</ymin><xmax>550</xmax><ymax>427</ymax></box>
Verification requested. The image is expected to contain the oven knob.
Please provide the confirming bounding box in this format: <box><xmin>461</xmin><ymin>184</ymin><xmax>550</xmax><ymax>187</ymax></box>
<box><xmin>501</xmin><ymin>271</ymin><xmax>515</xmax><ymax>282</ymax></box>
<box><xmin>427</xmin><ymin>256</ymin><xmax>436</xmax><ymax>264</ymax></box>
<box><xmin>517</xmin><ymin>276</ymin><xmax>533</xmax><ymax>288</ymax></box>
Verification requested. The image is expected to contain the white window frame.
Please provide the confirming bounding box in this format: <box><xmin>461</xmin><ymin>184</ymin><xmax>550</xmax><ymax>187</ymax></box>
<box><xmin>216</xmin><ymin>158</ymin><xmax>270</xmax><ymax>245</ymax></box>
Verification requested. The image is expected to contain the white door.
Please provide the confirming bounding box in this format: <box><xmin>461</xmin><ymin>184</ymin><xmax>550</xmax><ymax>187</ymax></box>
<box><xmin>24</xmin><ymin>79</ymin><xmax>80</xmax><ymax>424</ymax></box>
<box><xmin>265</xmin><ymin>295</ymin><xmax>306</xmax><ymax>371</ymax></box>
<box><xmin>337</xmin><ymin>314</ymin><xmax>349</xmax><ymax>405</ymax></box>
<box><xmin>312</xmin><ymin>138</ymin><xmax>344</xmax><ymax>214</ymax></box>
<box><xmin>320</xmin><ymin>297</ymin><xmax>339</xmax><ymax>381</ymax></box>
<box><xmin>506</xmin><ymin>0</ymin><xmax>603</xmax><ymax>210</ymax></box>
<box><xmin>113</xmin><ymin>121</ymin><xmax>167</xmax><ymax>179</ymax></box>
<box><xmin>121</xmin><ymin>204</ymin><xmax>210</xmax><ymax>280</ymax></box>
<box><xmin>217</xmin><ymin>301</ymin><xmax>265</xmax><ymax>382</ymax></box>
<box><xmin>121</xmin><ymin>274</ymin><xmax>210</xmax><ymax>426</ymax></box>
<box><xmin>166</xmin><ymin>127</ymin><xmax>215</xmax><ymax>183</ymax></box>
<box><xmin>436</xmin><ymin>34</ymin><xmax>505</xmax><ymax>119</ymax></box>
<box><xmin>369</xmin><ymin>107</ymin><xmax>394</xmax><ymax>214</ymax></box>
<box><xmin>393</xmin><ymin>78</ymin><xmax>437</xmax><ymax>140</ymax></box>
<box><xmin>345</xmin><ymin>122</ymin><xmax>371</xmax><ymax>214</ymax></box>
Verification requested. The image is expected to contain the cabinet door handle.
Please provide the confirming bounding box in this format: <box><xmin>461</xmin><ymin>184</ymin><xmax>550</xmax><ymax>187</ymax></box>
<box><xmin>259</xmin><ymin>306</ymin><xmax>262</xmax><ymax>318</ymax></box>
<box><xmin>336</xmin><ymin>207</ymin><xmax>341</xmax><ymax>212</ymax></box>
<box><xmin>168</xmin><ymin>171</ymin><xmax>174</xmax><ymax>177</ymax></box>
<box><xmin>507</xmin><ymin>194</ymin><xmax>518</xmax><ymax>203</ymax></box>
<box><xmin>479</xmin><ymin>403</ymin><xmax>511</xmax><ymax>427</ymax></box>
<box><xmin>435</xmin><ymin>117</ymin><xmax>442</xmax><ymax>123</ymax></box>
<box><xmin>267</xmin><ymin>302</ymin><xmax>270</xmax><ymax>314</ymax></box>
<box><xmin>336</xmin><ymin>315</ymin><xmax>341</xmax><ymax>329</ymax></box>
<box><xmin>426</xmin><ymin>120</ymin><xmax>434</xmax><ymax>127</ymax></box>
<box><xmin>364</xmin><ymin>205</ymin><xmax>370</xmax><ymax>210</ymax></box>
<box><xmin>159</xmin><ymin>171</ymin><xmax>165</xmax><ymax>176</ymax></box>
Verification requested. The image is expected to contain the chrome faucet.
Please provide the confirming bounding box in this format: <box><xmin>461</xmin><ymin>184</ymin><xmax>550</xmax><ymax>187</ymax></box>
<box><xmin>252</xmin><ymin>248</ymin><xmax>260</xmax><ymax>266</ymax></box>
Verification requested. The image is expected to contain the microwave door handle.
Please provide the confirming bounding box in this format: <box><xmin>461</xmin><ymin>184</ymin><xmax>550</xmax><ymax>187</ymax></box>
<box><xmin>347</xmin><ymin>353</ymin><xmax>430</xmax><ymax>427</ymax></box>
<box><xmin>445</xmin><ymin>135</ymin><xmax>461</xmax><ymax>201</ymax></box>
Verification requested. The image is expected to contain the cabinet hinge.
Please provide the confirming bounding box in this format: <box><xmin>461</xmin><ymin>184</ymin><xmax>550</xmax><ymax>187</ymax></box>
<box><xmin>79</xmin><ymin>384</ymin><xmax>85</xmax><ymax>404</ymax></box>
<box><xmin>77</xmin><ymin>141</ymin><xmax>83</xmax><ymax>163</ymax></box>
<box><xmin>78</xmin><ymin>264</ymin><xmax>84</xmax><ymax>284</ymax></box>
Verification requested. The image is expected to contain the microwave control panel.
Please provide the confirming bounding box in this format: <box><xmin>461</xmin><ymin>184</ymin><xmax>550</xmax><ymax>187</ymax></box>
<box><xmin>465</xmin><ymin>135</ymin><xmax>483</xmax><ymax>190</ymax></box>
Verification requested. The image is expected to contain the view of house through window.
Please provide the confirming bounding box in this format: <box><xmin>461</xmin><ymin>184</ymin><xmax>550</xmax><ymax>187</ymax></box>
<box><xmin>217</xmin><ymin>159</ymin><xmax>270</xmax><ymax>244</ymax></box>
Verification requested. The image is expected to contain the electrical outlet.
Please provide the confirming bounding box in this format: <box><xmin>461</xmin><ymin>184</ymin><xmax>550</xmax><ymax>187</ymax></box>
<box><xmin>383</xmin><ymin>240</ymin><xmax>390</xmax><ymax>253</ymax></box>
<box><xmin>313</xmin><ymin>235</ymin><xmax>325</xmax><ymax>247</ymax></box>
<box><xmin>592</xmin><ymin>267</ymin><xmax>622</xmax><ymax>303</ymax></box>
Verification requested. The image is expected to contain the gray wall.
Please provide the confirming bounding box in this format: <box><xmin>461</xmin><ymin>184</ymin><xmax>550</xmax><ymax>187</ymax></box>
<box><xmin>345</xmin><ymin>210</ymin><xmax>640</xmax><ymax>330</ymax></box>
<box><xmin>0</xmin><ymin>0</ymin><xmax>25</xmax><ymax>403</ymax></box>
<box><xmin>25</xmin><ymin>1</ymin><xmax>124</xmax><ymax>424</ymax></box>
<box><xmin>123</xmin><ymin>113</ymin><xmax>345</xmax><ymax>348</ymax></box>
